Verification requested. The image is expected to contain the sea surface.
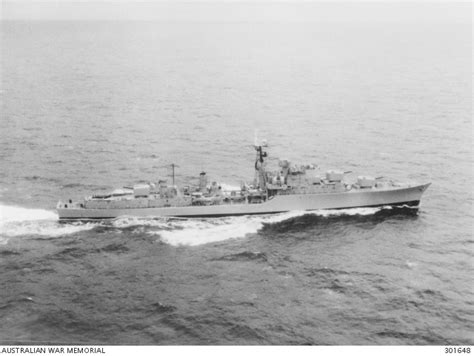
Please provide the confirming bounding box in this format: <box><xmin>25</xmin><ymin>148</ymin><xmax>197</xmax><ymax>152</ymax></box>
<box><xmin>0</xmin><ymin>4</ymin><xmax>473</xmax><ymax>345</ymax></box>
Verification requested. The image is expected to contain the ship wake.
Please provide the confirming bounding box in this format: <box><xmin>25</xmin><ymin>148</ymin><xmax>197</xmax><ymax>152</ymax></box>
<box><xmin>116</xmin><ymin>207</ymin><xmax>391</xmax><ymax>246</ymax></box>
<box><xmin>0</xmin><ymin>203</ymin><xmax>416</xmax><ymax>247</ymax></box>
<box><xmin>0</xmin><ymin>203</ymin><xmax>98</xmax><ymax>242</ymax></box>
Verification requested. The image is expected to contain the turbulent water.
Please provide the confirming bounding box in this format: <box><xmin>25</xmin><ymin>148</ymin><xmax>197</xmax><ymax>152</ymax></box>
<box><xmin>0</xmin><ymin>4</ymin><xmax>473</xmax><ymax>345</ymax></box>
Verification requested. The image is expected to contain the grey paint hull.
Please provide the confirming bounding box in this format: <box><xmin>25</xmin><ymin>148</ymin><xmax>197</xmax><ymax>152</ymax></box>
<box><xmin>57</xmin><ymin>183</ymin><xmax>430</xmax><ymax>220</ymax></box>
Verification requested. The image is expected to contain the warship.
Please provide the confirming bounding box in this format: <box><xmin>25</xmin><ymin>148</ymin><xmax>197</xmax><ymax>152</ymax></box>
<box><xmin>57</xmin><ymin>141</ymin><xmax>430</xmax><ymax>220</ymax></box>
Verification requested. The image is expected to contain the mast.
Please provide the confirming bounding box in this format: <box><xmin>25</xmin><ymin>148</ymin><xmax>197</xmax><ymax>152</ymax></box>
<box><xmin>254</xmin><ymin>139</ymin><xmax>268</xmax><ymax>190</ymax></box>
<box><xmin>171</xmin><ymin>163</ymin><xmax>176</xmax><ymax>186</ymax></box>
<box><xmin>159</xmin><ymin>163</ymin><xmax>180</xmax><ymax>186</ymax></box>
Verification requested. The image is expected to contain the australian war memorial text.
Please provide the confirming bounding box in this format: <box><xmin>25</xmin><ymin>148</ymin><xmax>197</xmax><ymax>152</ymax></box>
<box><xmin>0</xmin><ymin>348</ymin><xmax>105</xmax><ymax>355</ymax></box>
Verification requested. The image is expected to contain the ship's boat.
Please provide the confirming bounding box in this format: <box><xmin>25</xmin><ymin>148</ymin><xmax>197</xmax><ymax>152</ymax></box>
<box><xmin>57</xmin><ymin>142</ymin><xmax>430</xmax><ymax>220</ymax></box>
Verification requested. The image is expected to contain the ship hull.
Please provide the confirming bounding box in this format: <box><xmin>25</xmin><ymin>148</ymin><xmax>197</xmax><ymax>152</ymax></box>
<box><xmin>57</xmin><ymin>183</ymin><xmax>430</xmax><ymax>220</ymax></box>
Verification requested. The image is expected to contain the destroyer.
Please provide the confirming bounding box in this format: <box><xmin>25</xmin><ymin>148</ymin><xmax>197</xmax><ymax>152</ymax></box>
<box><xmin>57</xmin><ymin>142</ymin><xmax>430</xmax><ymax>220</ymax></box>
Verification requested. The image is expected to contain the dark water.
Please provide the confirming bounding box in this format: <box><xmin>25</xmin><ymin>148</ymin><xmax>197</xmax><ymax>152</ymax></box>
<box><xmin>0</xmin><ymin>8</ymin><xmax>473</xmax><ymax>345</ymax></box>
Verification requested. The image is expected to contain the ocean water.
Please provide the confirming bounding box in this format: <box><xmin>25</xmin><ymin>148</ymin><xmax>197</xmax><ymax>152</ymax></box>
<box><xmin>0</xmin><ymin>7</ymin><xmax>473</xmax><ymax>345</ymax></box>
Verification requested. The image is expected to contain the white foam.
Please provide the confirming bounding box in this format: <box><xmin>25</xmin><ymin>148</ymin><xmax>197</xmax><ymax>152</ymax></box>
<box><xmin>0</xmin><ymin>202</ymin><xmax>385</xmax><ymax>244</ymax></box>
<box><xmin>112</xmin><ymin>216</ymin><xmax>171</xmax><ymax>229</ymax></box>
<box><xmin>1</xmin><ymin>220</ymin><xmax>98</xmax><ymax>238</ymax></box>
<box><xmin>156</xmin><ymin>216</ymin><xmax>264</xmax><ymax>246</ymax></box>
<box><xmin>157</xmin><ymin>211</ymin><xmax>306</xmax><ymax>247</ymax></box>
<box><xmin>0</xmin><ymin>203</ymin><xmax>97</xmax><ymax>238</ymax></box>
<box><xmin>0</xmin><ymin>204</ymin><xmax>57</xmax><ymax>223</ymax></box>
<box><xmin>313</xmin><ymin>207</ymin><xmax>382</xmax><ymax>217</ymax></box>
<box><xmin>152</xmin><ymin>207</ymin><xmax>384</xmax><ymax>247</ymax></box>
